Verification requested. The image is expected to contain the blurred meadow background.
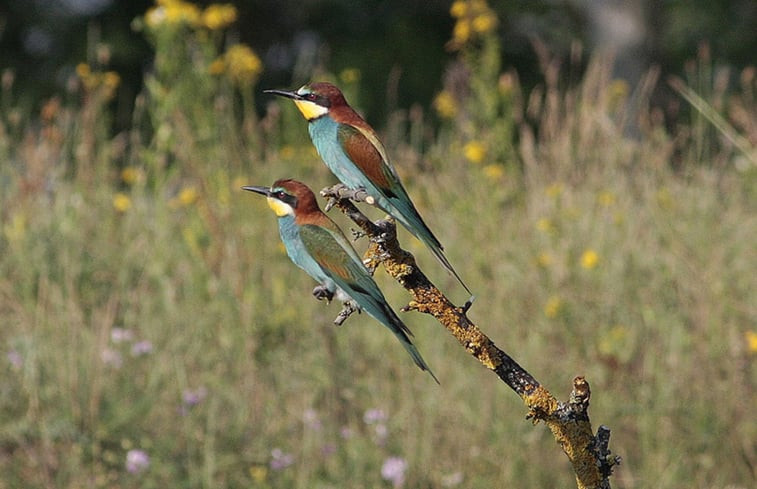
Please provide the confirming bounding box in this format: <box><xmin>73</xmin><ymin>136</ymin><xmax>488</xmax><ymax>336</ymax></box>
<box><xmin>1</xmin><ymin>0</ymin><xmax>756</xmax><ymax>488</ymax></box>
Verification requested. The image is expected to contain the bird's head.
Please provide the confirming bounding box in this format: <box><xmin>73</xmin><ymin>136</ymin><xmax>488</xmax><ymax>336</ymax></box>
<box><xmin>264</xmin><ymin>82</ymin><xmax>346</xmax><ymax>121</ymax></box>
<box><xmin>242</xmin><ymin>179</ymin><xmax>320</xmax><ymax>218</ymax></box>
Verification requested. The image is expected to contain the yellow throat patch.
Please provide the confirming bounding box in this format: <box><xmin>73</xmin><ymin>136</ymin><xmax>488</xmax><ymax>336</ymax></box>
<box><xmin>266</xmin><ymin>197</ymin><xmax>294</xmax><ymax>217</ymax></box>
<box><xmin>293</xmin><ymin>99</ymin><xmax>328</xmax><ymax>121</ymax></box>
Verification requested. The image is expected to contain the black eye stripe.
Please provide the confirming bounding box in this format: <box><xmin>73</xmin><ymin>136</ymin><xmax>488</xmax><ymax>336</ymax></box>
<box><xmin>300</xmin><ymin>92</ymin><xmax>329</xmax><ymax>107</ymax></box>
<box><xmin>272</xmin><ymin>189</ymin><xmax>298</xmax><ymax>208</ymax></box>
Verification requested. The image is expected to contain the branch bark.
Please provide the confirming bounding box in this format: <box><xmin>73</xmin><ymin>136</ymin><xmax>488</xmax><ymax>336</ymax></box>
<box><xmin>321</xmin><ymin>185</ymin><xmax>621</xmax><ymax>489</ymax></box>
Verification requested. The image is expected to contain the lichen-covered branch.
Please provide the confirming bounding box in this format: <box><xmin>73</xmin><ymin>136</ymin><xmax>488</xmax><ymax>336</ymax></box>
<box><xmin>321</xmin><ymin>185</ymin><xmax>621</xmax><ymax>489</ymax></box>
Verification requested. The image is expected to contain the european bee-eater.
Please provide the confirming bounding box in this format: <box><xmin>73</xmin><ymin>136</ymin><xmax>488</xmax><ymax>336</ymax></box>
<box><xmin>264</xmin><ymin>82</ymin><xmax>471</xmax><ymax>295</ymax></box>
<box><xmin>243</xmin><ymin>178</ymin><xmax>438</xmax><ymax>382</ymax></box>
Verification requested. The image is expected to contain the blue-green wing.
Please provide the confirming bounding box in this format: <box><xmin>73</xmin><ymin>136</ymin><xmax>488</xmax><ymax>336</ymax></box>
<box><xmin>298</xmin><ymin>223</ymin><xmax>388</xmax><ymax>309</ymax></box>
<box><xmin>298</xmin><ymin>221</ymin><xmax>438</xmax><ymax>381</ymax></box>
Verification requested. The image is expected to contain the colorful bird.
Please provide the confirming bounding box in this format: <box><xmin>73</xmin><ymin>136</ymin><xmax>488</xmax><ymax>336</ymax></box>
<box><xmin>264</xmin><ymin>82</ymin><xmax>471</xmax><ymax>295</ymax></box>
<box><xmin>243</xmin><ymin>178</ymin><xmax>438</xmax><ymax>382</ymax></box>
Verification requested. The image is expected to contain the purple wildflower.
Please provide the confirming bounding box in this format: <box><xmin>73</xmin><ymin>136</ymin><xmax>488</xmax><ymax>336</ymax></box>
<box><xmin>7</xmin><ymin>350</ymin><xmax>22</xmax><ymax>369</ymax></box>
<box><xmin>111</xmin><ymin>328</ymin><xmax>134</xmax><ymax>344</ymax></box>
<box><xmin>381</xmin><ymin>456</ymin><xmax>408</xmax><ymax>487</ymax></box>
<box><xmin>340</xmin><ymin>426</ymin><xmax>354</xmax><ymax>439</ymax></box>
<box><xmin>125</xmin><ymin>449</ymin><xmax>150</xmax><ymax>474</ymax></box>
<box><xmin>269</xmin><ymin>448</ymin><xmax>294</xmax><ymax>470</ymax></box>
<box><xmin>101</xmin><ymin>348</ymin><xmax>123</xmax><ymax>368</ymax></box>
<box><xmin>131</xmin><ymin>340</ymin><xmax>153</xmax><ymax>356</ymax></box>
<box><xmin>182</xmin><ymin>386</ymin><xmax>208</xmax><ymax>407</ymax></box>
<box><xmin>302</xmin><ymin>408</ymin><xmax>322</xmax><ymax>431</ymax></box>
<box><xmin>363</xmin><ymin>408</ymin><xmax>387</xmax><ymax>424</ymax></box>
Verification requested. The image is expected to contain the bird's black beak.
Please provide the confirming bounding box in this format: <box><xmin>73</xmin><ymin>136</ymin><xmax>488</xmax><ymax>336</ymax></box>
<box><xmin>263</xmin><ymin>88</ymin><xmax>303</xmax><ymax>101</ymax></box>
<box><xmin>241</xmin><ymin>185</ymin><xmax>270</xmax><ymax>197</ymax></box>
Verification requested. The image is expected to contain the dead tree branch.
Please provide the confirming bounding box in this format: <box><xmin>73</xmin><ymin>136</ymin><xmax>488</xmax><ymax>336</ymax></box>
<box><xmin>321</xmin><ymin>185</ymin><xmax>621</xmax><ymax>489</ymax></box>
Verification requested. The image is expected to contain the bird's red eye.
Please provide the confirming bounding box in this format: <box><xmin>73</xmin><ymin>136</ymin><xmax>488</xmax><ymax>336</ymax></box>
<box><xmin>304</xmin><ymin>93</ymin><xmax>317</xmax><ymax>101</ymax></box>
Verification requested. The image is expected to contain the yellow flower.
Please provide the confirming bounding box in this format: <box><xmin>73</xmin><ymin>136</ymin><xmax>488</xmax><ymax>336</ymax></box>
<box><xmin>214</xmin><ymin>44</ymin><xmax>263</xmax><ymax>87</ymax></box>
<box><xmin>463</xmin><ymin>140</ymin><xmax>487</xmax><ymax>164</ymax></box>
<box><xmin>113</xmin><ymin>193</ymin><xmax>132</xmax><ymax>213</ymax></box>
<box><xmin>452</xmin><ymin>19</ymin><xmax>471</xmax><ymax>46</ymax></box>
<box><xmin>101</xmin><ymin>71</ymin><xmax>121</xmax><ymax>98</ymax></box>
<box><xmin>3</xmin><ymin>213</ymin><xmax>26</xmax><ymax>242</ymax></box>
<box><xmin>76</xmin><ymin>63</ymin><xmax>91</xmax><ymax>79</ymax></box>
<box><xmin>607</xmin><ymin>79</ymin><xmax>629</xmax><ymax>110</ymax></box>
<box><xmin>202</xmin><ymin>3</ymin><xmax>237</xmax><ymax>30</ymax></box>
<box><xmin>339</xmin><ymin>68</ymin><xmax>361</xmax><ymax>84</ymax></box>
<box><xmin>208</xmin><ymin>58</ymin><xmax>225</xmax><ymax>76</ymax></box>
<box><xmin>162</xmin><ymin>0</ymin><xmax>201</xmax><ymax>25</ymax></box>
<box><xmin>545</xmin><ymin>182</ymin><xmax>564</xmax><ymax>198</ymax></box>
<box><xmin>178</xmin><ymin>186</ymin><xmax>199</xmax><ymax>206</ymax></box>
<box><xmin>483</xmin><ymin>164</ymin><xmax>503</xmax><ymax>179</ymax></box>
<box><xmin>580</xmin><ymin>249</ymin><xmax>599</xmax><ymax>269</ymax></box>
<box><xmin>745</xmin><ymin>331</ymin><xmax>757</xmax><ymax>354</ymax></box>
<box><xmin>597</xmin><ymin>190</ymin><xmax>616</xmax><ymax>207</ymax></box>
<box><xmin>433</xmin><ymin>90</ymin><xmax>458</xmax><ymax>119</ymax></box>
<box><xmin>249</xmin><ymin>465</ymin><xmax>267</xmax><ymax>483</ymax></box>
<box><xmin>145</xmin><ymin>0</ymin><xmax>201</xmax><ymax>28</ymax></box>
<box><xmin>656</xmin><ymin>187</ymin><xmax>673</xmax><ymax>210</ymax></box>
<box><xmin>448</xmin><ymin>0</ymin><xmax>498</xmax><ymax>49</ymax></box>
<box><xmin>536</xmin><ymin>251</ymin><xmax>553</xmax><ymax>268</ymax></box>
<box><xmin>76</xmin><ymin>63</ymin><xmax>120</xmax><ymax>98</ymax></box>
<box><xmin>472</xmin><ymin>12</ymin><xmax>497</xmax><ymax>33</ymax></box>
<box><xmin>544</xmin><ymin>296</ymin><xmax>562</xmax><ymax>319</ymax></box>
<box><xmin>103</xmin><ymin>71</ymin><xmax>120</xmax><ymax>90</ymax></box>
<box><xmin>450</xmin><ymin>1</ymin><xmax>468</xmax><ymax>18</ymax></box>
<box><xmin>76</xmin><ymin>63</ymin><xmax>98</xmax><ymax>90</ymax></box>
<box><xmin>536</xmin><ymin>217</ymin><xmax>554</xmax><ymax>234</ymax></box>
<box><xmin>120</xmin><ymin>166</ymin><xmax>143</xmax><ymax>185</ymax></box>
<box><xmin>144</xmin><ymin>6</ymin><xmax>165</xmax><ymax>27</ymax></box>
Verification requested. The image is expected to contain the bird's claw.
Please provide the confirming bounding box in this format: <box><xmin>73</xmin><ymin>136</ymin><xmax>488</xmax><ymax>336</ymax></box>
<box><xmin>323</xmin><ymin>197</ymin><xmax>337</xmax><ymax>212</ymax></box>
<box><xmin>312</xmin><ymin>285</ymin><xmax>334</xmax><ymax>303</ymax></box>
<box><xmin>334</xmin><ymin>300</ymin><xmax>360</xmax><ymax>326</ymax></box>
<box><xmin>350</xmin><ymin>228</ymin><xmax>366</xmax><ymax>241</ymax></box>
<box><xmin>373</xmin><ymin>231</ymin><xmax>389</xmax><ymax>244</ymax></box>
<box><xmin>376</xmin><ymin>248</ymin><xmax>392</xmax><ymax>261</ymax></box>
<box><xmin>320</xmin><ymin>183</ymin><xmax>348</xmax><ymax>199</ymax></box>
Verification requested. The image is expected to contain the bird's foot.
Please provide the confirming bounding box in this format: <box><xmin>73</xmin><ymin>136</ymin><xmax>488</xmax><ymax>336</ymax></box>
<box><xmin>320</xmin><ymin>184</ymin><xmax>375</xmax><ymax>205</ymax></box>
<box><xmin>312</xmin><ymin>285</ymin><xmax>334</xmax><ymax>303</ymax></box>
<box><xmin>373</xmin><ymin>231</ymin><xmax>389</xmax><ymax>244</ymax></box>
<box><xmin>375</xmin><ymin>247</ymin><xmax>393</xmax><ymax>261</ymax></box>
<box><xmin>334</xmin><ymin>300</ymin><xmax>361</xmax><ymax>326</ymax></box>
<box><xmin>320</xmin><ymin>183</ymin><xmax>348</xmax><ymax>198</ymax></box>
<box><xmin>350</xmin><ymin>228</ymin><xmax>366</xmax><ymax>241</ymax></box>
<box><xmin>321</xmin><ymin>184</ymin><xmax>348</xmax><ymax>212</ymax></box>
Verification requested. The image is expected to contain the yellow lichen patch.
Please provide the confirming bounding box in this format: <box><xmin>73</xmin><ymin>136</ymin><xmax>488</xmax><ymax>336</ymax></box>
<box><xmin>523</xmin><ymin>385</ymin><xmax>559</xmax><ymax>420</ymax></box>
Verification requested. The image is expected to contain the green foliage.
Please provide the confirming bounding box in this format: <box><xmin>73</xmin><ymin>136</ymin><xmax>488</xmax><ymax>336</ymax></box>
<box><xmin>1</xmin><ymin>2</ymin><xmax>756</xmax><ymax>488</ymax></box>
